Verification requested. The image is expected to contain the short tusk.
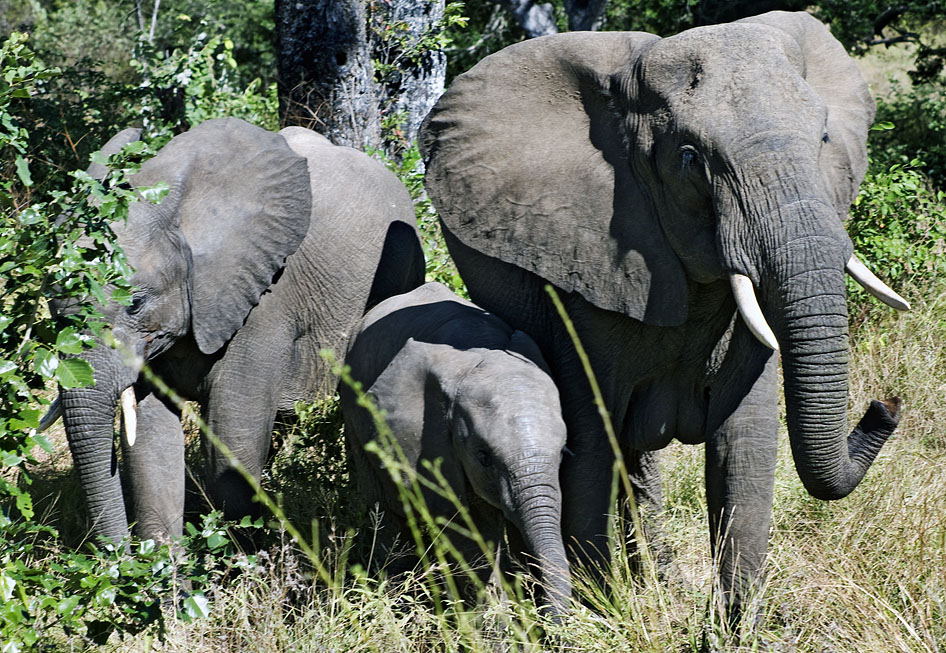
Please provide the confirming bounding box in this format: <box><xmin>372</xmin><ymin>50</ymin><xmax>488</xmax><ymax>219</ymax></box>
<box><xmin>845</xmin><ymin>255</ymin><xmax>911</xmax><ymax>311</ymax></box>
<box><xmin>730</xmin><ymin>273</ymin><xmax>780</xmax><ymax>352</ymax></box>
<box><xmin>37</xmin><ymin>394</ymin><xmax>63</xmax><ymax>432</ymax></box>
<box><xmin>120</xmin><ymin>387</ymin><xmax>138</xmax><ymax>447</ymax></box>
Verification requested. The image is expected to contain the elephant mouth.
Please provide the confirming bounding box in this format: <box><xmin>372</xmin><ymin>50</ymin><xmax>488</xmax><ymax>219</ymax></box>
<box><xmin>730</xmin><ymin>254</ymin><xmax>909</xmax><ymax>352</ymax></box>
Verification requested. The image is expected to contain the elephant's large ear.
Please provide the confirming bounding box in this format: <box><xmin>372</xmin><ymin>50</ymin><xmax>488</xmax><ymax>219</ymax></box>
<box><xmin>421</xmin><ymin>32</ymin><xmax>690</xmax><ymax>326</ymax></box>
<box><xmin>132</xmin><ymin>118</ymin><xmax>312</xmax><ymax>354</ymax></box>
<box><xmin>737</xmin><ymin>11</ymin><xmax>875</xmax><ymax>218</ymax></box>
<box><xmin>86</xmin><ymin>128</ymin><xmax>142</xmax><ymax>180</ymax></box>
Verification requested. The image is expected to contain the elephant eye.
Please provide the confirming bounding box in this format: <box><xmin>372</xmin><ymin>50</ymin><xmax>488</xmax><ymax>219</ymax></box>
<box><xmin>127</xmin><ymin>293</ymin><xmax>147</xmax><ymax>315</ymax></box>
<box><xmin>680</xmin><ymin>145</ymin><xmax>700</xmax><ymax>169</ymax></box>
<box><xmin>474</xmin><ymin>449</ymin><xmax>492</xmax><ymax>467</ymax></box>
<box><xmin>822</xmin><ymin>132</ymin><xmax>830</xmax><ymax>143</ymax></box>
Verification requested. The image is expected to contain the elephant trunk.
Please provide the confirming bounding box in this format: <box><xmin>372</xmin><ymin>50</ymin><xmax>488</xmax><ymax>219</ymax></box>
<box><xmin>60</xmin><ymin>345</ymin><xmax>138</xmax><ymax>541</ymax></box>
<box><xmin>771</xmin><ymin>243</ymin><xmax>899</xmax><ymax>499</ymax></box>
<box><xmin>506</xmin><ymin>456</ymin><xmax>571</xmax><ymax>619</ymax></box>
<box><xmin>723</xmin><ymin>153</ymin><xmax>900</xmax><ymax>500</ymax></box>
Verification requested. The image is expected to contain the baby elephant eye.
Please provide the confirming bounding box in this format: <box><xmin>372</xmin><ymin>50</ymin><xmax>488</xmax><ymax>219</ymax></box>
<box><xmin>822</xmin><ymin>132</ymin><xmax>830</xmax><ymax>143</ymax></box>
<box><xmin>474</xmin><ymin>449</ymin><xmax>492</xmax><ymax>467</ymax></box>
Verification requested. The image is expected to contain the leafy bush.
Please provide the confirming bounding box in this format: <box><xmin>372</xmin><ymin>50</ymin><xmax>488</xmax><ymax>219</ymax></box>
<box><xmin>847</xmin><ymin>150</ymin><xmax>946</xmax><ymax>314</ymax></box>
<box><xmin>0</xmin><ymin>30</ymin><xmax>278</xmax><ymax>649</ymax></box>
<box><xmin>131</xmin><ymin>27</ymin><xmax>279</xmax><ymax>144</ymax></box>
<box><xmin>872</xmin><ymin>80</ymin><xmax>946</xmax><ymax>190</ymax></box>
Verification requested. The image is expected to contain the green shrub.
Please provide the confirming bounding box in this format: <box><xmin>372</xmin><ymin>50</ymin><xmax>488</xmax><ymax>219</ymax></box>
<box><xmin>872</xmin><ymin>80</ymin><xmax>946</xmax><ymax>190</ymax></box>
<box><xmin>847</xmin><ymin>151</ymin><xmax>946</xmax><ymax>315</ymax></box>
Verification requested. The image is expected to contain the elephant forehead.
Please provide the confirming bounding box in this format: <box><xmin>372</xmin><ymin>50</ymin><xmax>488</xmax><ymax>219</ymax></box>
<box><xmin>641</xmin><ymin>23</ymin><xmax>805</xmax><ymax>99</ymax></box>
<box><xmin>458</xmin><ymin>351</ymin><xmax>561</xmax><ymax>408</ymax></box>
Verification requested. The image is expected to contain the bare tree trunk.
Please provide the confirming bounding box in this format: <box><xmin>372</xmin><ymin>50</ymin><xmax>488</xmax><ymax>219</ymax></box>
<box><xmin>496</xmin><ymin>0</ymin><xmax>558</xmax><ymax>38</ymax></box>
<box><xmin>563</xmin><ymin>0</ymin><xmax>607</xmax><ymax>31</ymax></box>
<box><xmin>275</xmin><ymin>0</ymin><xmax>447</xmax><ymax>157</ymax></box>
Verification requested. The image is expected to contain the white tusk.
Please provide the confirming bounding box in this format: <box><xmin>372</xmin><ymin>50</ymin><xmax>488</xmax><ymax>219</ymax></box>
<box><xmin>120</xmin><ymin>387</ymin><xmax>138</xmax><ymax>447</ymax></box>
<box><xmin>37</xmin><ymin>394</ymin><xmax>63</xmax><ymax>432</ymax></box>
<box><xmin>730</xmin><ymin>273</ymin><xmax>780</xmax><ymax>352</ymax></box>
<box><xmin>845</xmin><ymin>255</ymin><xmax>911</xmax><ymax>311</ymax></box>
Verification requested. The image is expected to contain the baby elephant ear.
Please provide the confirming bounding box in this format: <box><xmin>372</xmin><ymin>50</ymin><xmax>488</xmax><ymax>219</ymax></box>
<box><xmin>421</xmin><ymin>31</ymin><xmax>690</xmax><ymax>326</ymax></box>
<box><xmin>506</xmin><ymin>330</ymin><xmax>553</xmax><ymax>376</ymax></box>
<box><xmin>133</xmin><ymin>118</ymin><xmax>312</xmax><ymax>354</ymax></box>
<box><xmin>738</xmin><ymin>11</ymin><xmax>876</xmax><ymax>218</ymax></box>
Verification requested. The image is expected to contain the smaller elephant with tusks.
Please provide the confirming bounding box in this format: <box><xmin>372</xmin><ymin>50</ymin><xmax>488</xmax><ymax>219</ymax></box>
<box><xmin>340</xmin><ymin>282</ymin><xmax>571</xmax><ymax>617</ymax></box>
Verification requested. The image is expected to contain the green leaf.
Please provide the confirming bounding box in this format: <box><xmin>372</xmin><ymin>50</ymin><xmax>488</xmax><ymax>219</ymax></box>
<box><xmin>33</xmin><ymin>348</ymin><xmax>58</xmax><ymax>378</ymax></box>
<box><xmin>182</xmin><ymin>593</ymin><xmax>210</xmax><ymax>621</ymax></box>
<box><xmin>2</xmin><ymin>451</ymin><xmax>24</xmax><ymax>466</ymax></box>
<box><xmin>56</xmin><ymin>358</ymin><xmax>94</xmax><ymax>389</ymax></box>
<box><xmin>0</xmin><ymin>359</ymin><xmax>17</xmax><ymax>377</ymax></box>
<box><xmin>139</xmin><ymin>182</ymin><xmax>169</xmax><ymax>204</ymax></box>
<box><xmin>55</xmin><ymin>328</ymin><xmax>85</xmax><ymax>355</ymax></box>
<box><xmin>206</xmin><ymin>532</ymin><xmax>227</xmax><ymax>550</ymax></box>
<box><xmin>30</xmin><ymin>432</ymin><xmax>53</xmax><ymax>454</ymax></box>
<box><xmin>14</xmin><ymin>155</ymin><xmax>32</xmax><ymax>187</ymax></box>
<box><xmin>57</xmin><ymin>594</ymin><xmax>80</xmax><ymax>615</ymax></box>
<box><xmin>9</xmin><ymin>408</ymin><xmax>39</xmax><ymax>430</ymax></box>
<box><xmin>0</xmin><ymin>572</ymin><xmax>15</xmax><ymax>601</ymax></box>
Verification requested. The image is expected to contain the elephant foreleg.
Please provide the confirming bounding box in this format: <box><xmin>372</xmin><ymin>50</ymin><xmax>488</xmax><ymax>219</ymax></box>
<box><xmin>705</xmin><ymin>349</ymin><xmax>779</xmax><ymax>628</ymax></box>
<box><xmin>201</xmin><ymin>323</ymin><xmax>290</xmax><ymax>523</ymax></box>
<box><xmin>120</xmin><ymin>386</ymin><xmax>186</xmax><ymax>542</ymax></box>
<box><xmin>620</xmin><ymin>449</ymin><xmax>674</xmax><ymax>578</ymax></box>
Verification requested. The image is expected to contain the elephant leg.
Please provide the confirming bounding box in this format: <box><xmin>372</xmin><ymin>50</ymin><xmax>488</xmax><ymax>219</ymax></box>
<box><xmin>705</xmin><ymin>352</ymin><xmax>779</xmax><ymax>627</ymax></box>
<box><xmin>120</xmin><ymin>385</ymin><xmax>185</xmax><ymax>542</ymax></box>
<box><xmin>201</xmin><ymin>326</ymin><xmax>291</xmax><ymax>522</ymax></box>
<box><xmin>560</xmin><ymin>415</ymin><xmax>615</xmax><ymax>581</ymax></box>
<box><xmin>620</xmin><ymin>448</ymin><xmax>674</xmax><ymax>578</ymax></box>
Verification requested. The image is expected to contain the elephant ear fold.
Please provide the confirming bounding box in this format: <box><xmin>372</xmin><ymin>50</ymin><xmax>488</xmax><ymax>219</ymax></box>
<box><xmin>738</xmin><ymin>11</ymin><xmax>876</xmax><ymax>218</ymax></box>
<box><xmin>421</xmin><ymin>32</ymin><xmax>690</xmax><ymax>326</ymax></box>
<box><xmin>133</xmin><ymin>118</ymin><xmax>312</xmax><ymax>355</ymax></box>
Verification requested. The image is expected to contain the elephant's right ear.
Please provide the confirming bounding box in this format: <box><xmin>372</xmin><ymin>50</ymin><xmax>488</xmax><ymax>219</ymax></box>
<box><xmin>133</xmin><ymin>118</ymin><xmax>312</xmax><ymax>354</ymax></box>
<box><xmin>421</xmin><ymin>32</ymin><xmax>689</xmax><ymax>326</ymax></box>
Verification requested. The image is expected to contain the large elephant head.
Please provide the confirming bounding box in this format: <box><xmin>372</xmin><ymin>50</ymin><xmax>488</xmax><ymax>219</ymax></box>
<box><xmin>50</xmin><ymin>118</ymin><xmax>312</xmax><ymax>539</ymax></box>
<box><xmin>421</xmin><ymin>12</ymin><xmax>904</xmax><ymax>501</ymax></box>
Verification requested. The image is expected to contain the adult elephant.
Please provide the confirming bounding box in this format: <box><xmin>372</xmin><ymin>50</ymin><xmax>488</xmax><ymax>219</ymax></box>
<box><xmin>420</xmin><ymin>11</ymin><xmax>906</xmax><ymax>617</ymax></box>
<box><xmin>50</xmin><ymin>118</ymin><xmax>425</xmax><ymax>544</ymax></box>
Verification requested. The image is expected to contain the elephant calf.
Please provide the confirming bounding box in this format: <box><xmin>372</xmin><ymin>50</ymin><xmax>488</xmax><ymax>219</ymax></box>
<box><xmin>340</xmin><ymin>282</ymin><xmax>571</xmax><ymax>617</ymax></box>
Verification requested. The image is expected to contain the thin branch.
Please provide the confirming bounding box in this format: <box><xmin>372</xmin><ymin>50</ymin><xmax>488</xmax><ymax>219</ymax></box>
<box><xmin>148</xmin><ymin>0</ymin><xmax>160</xmax><ymax>45</ymax></box>
<box><xmin>873</xmin><ymin>5</ymin><xmax>909</xmax><ymax>36</ymax></box>
<box><xmin>865</xmin><ymin>34</ymin><xmax>920</xmax><ymax>47</ymax></box>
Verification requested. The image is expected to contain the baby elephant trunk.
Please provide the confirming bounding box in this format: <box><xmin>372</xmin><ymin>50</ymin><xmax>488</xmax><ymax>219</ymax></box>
<box><xmin>507</xmin><ymin>454</ymin><xmax>571</xmax><ymax>619</ymax></box>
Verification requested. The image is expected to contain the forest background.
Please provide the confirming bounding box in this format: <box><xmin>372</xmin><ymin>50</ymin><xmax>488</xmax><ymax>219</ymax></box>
<box><xmin>0</xmin><ymin>0</ymin><xmax>945</xmax><ymax>650</ymax></box>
